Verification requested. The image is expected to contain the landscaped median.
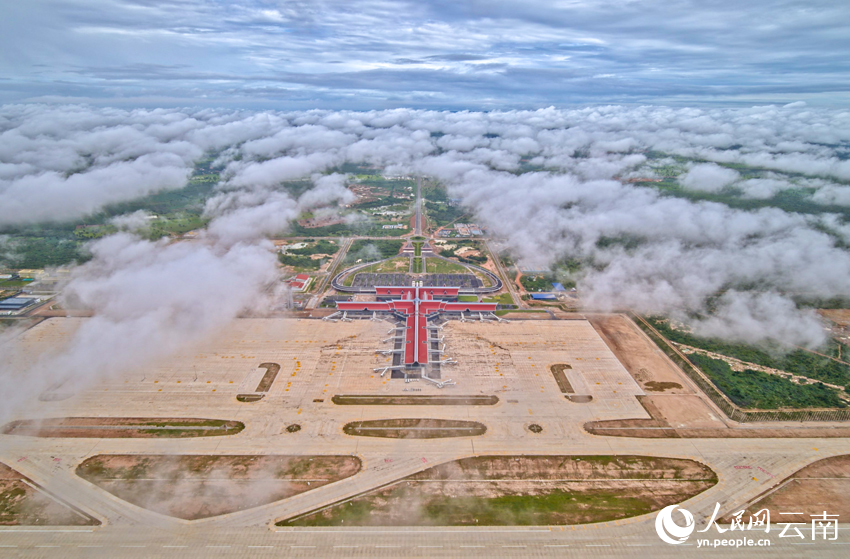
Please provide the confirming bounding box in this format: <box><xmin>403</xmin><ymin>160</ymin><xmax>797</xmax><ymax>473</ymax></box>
<box><xmin>76</xmin><ymin>454</ymin><xmax>361</xmax><ymax>520</ymax></box>
<box><xmin>342</xmin><ymin>418</ymin><xmax>486</xmax><ymax>439</ymax></box>
<box><xmin>332</xmin><ymin>394</ymin><xmax>499</xmax><ymax>405</ymax></box>
<box><xmin>277</xmin><ymin>455</ymin><xmax>717</xmax><ymax>527</ymax></box>
<box><xmin>1</xmin><ymin>417</ymin><xmax>245</xmax><ymax>438</ymax></box>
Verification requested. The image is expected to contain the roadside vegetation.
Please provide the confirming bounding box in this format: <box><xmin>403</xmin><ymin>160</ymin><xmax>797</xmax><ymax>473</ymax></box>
<box><xmin>646</xmin><ymin>316</ymin><xmax>850</xmax><ymax>390</ymax></box>
<box><xmin>686</xmin><ymin>353</ymin><xmax>847</xmax><ymax>409</ymax></box>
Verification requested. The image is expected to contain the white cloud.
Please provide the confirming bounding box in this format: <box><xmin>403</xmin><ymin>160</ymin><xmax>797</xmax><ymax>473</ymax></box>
<box><xmin>679</xmin><ymin>163</ymin><xmax>741</xmax><ymax>193</ymax></box>
<box><xmin>2</xmin><ymin>100</ymin><xmax>850</xmax><ymax>417</ymax></box>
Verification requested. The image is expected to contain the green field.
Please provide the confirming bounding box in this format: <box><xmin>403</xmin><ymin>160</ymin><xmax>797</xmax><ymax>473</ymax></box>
<box><xmin>424</xmin><ymin>258</ymin><xmax>468</xmax><ymax>274</ymax></box>
<box><xmin>345</xmin><ymin>239</ymin><xmax>404</xmax><ymax>263</ymax></box>
<box><xmin>355</xmin><ymin>257</ymin><xmax>411</xmax><ymax>275</ymax></box>
<box><xmin>687</xmin><ymin>353</ymin><xmax>847</xmax><ymax>409</ymax></box>
<box><xmin>483</xmin><ymin>292</ymin><xmax>514</xmax><ymax>305</ymax></box>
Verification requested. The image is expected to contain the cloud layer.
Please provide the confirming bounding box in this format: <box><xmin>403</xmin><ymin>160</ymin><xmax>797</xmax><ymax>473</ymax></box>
<box><xmin>2</xmin><ymin>102</ymin><xmax>850</xmax><ymax>422</ymax></box>
<box><xmin>1</xmin><ymin>1</ymin><xmax>849</xmax><ymax>108</ymax></box>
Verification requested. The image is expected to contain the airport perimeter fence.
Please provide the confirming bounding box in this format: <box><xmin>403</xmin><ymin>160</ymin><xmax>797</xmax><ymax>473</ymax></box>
<box><xmin>628</xmin><ymin>312</ymin><xmax>850</xmax><ymax>423</ymax></box>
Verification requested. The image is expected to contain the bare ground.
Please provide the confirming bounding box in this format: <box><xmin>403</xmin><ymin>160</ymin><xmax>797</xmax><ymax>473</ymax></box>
<box><xmin>0</xmin><ymin>463</ymin><xmax>99</xmax><ymax>526</ymax></box>
<box><xmin>820</xmin><ymin>309</ymin><xmax>850</xmax><ymax>327</ymax></box>
<box><xmin>585</xmin><ymin>314</ymin><xmax>850</xmax><ymax>438</ymax></box>
<box><xmin>282</xmin><ymin>455</ymin><xmax>716</xmax><ymax>527</ymax></box>
<box><xmin>725</xmin><ymin>454</ymin><xmax>850</xmax><ymax>523</ymax></box>
<box><xmin>586</xmin><ymin>314</ymin><xmax>691</xmax><ymax>394</ymax></box>
<box><xmin>76</xmin><ymin>455</ymin><xmax>361</xmax><ymax>520</ymax></box>
<box><xmin>586</xmin><ymin>396</ymin><xmax>850</xmax><ymax>438</ymax></box>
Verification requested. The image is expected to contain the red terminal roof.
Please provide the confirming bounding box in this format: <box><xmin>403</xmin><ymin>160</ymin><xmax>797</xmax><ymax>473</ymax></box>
<box><xmin>336</xmin><ymin>286</ymin><xmax>497</xmax><ymax>366</ymax></box>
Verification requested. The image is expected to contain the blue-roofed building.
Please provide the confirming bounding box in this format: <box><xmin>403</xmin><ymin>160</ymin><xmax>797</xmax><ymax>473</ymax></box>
<box><xmin>0</xmin><ymin>297</ymin><xmax>37</xmax><ymax>311</ymax></box>
<box><xmin>531</xmin><ymin>293</ymin><xmax>557</xmax><ymax>300</ymax></box>
<box><xmin>552</xmin><ymin>282</ymin><xmax>566</xmax><ymax>291</ymax></box>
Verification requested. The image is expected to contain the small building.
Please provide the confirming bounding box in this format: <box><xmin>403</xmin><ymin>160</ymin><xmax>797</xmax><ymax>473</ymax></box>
<box><xmin>552</xmin><ymin>282</ymin><xmax>566</xmax><ymax>292</ymax></box>
<box><xmin>0</xmin><ymin>296</ymin><xmax>38</xmax><ymax>311</ymax></box>
<box><xmin>287</xmin><ymin>274</ymin><xmax>312</xmax><ymax>292</ymax></box>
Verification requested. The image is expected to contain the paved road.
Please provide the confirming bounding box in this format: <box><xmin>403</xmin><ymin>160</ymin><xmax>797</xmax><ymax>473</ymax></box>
<box><xmin>3</xmin><ymin>315</ymin><xmax>849</xmax><ymax>557</ymax></box>
<box><xmin>316</xmin><ymin>236</ymin><xmax>353</xmax><ymax>296</ymax></box>
<box><xmin>415</xmin><ymin>175</ymin><xmax>422</xmax><ymax>236</ymax></box>
<box><xmin>484</xmin><ymin>239</ymin><xmax>523</xmax><ymax>308</ymax></box>
<box><xmin>4</xmin><ymin>427</ymin><xmax>849</xmax><ymax>557</ymax></box>
<box><xmin>0</xmin><ymin>525</ymin><xmax>845</xmax><ymax>558</ymax></box>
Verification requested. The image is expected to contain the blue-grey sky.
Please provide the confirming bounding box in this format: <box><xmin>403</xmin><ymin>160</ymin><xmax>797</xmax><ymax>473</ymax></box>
<box><xmin>1</xmin><ymin>1</ymin><xmax>849</xmax><ymax>109</ymax></box>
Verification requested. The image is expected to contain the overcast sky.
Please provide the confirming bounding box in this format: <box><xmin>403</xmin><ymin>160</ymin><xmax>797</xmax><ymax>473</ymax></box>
<box><xmin>1</xmin><ymin>0</ymin><xmax>848</xmax><ymax>109</ymax></box>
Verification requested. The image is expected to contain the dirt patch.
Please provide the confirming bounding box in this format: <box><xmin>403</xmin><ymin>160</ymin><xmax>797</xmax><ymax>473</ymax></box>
<box><xmin>236</xmin><ymin>394</ymin><xmax>264</xmax><ymax>402</ymax></box>
<box><xmin>645</xmin><ymin>381</ymin><xmax>683</xmax><ymax>392</ymax></box>
<box><xmin>76</xmin><ymin>455</ymin><xmax>361</xmax><ymax>521</ymax></box>
<box><xmin>820</xmin><ymin>309</ymin><xmax>850</xmax><ymax>327</ymax></box>
<box><xmin>726</xmin><ymin>454</ymin><xmax>850</xmax><ymax>524</ymax></box>
<box><xmin>498</xmin><ymin>311</ymin><xmax>552</xmax><ymax>320</ymax></box>
<box><xmin>343</xmin><ymin>418</ymin><xmax>486</xmax><ymax>439</ymax></box>
<box><xmin>567</xmin><ymin>395</ymin><xmax>593</xmax><ymax>403</ymax></box>
<box><xmin>649</xmin><ymin>395</ymin><xmax>725</xmax><ymax>429</ymax></box>
<box><xmin>550</xmin><ymin>364</ymin><xmax>574</xmax><ymax>393</ymax></box>
<box><xmin>587</xmin><ymin>314</ymin><xmax>692</xmax><ymax>394</ymax></box>
<box><xmin>332</xmin><ymin>395</ymin><xmax>499</xmax><ymax>405</ymax></box>
<box><xmin>0</xmin><ymin>463</ymin><xmax>99</xmax><ymax>526</ymax></box>
<box><xmin>298</xmin><ymin>216</ymin><xmax>346</xmax><ymax>228</ymax></box>
<box><xmin>586</xmin><ymin>396</ymin><xmax>850</xmax><ymax>438</ymax></box>
<box><xmin>281</xmin><ymin>455</ymin><xmax>716</xmax><ymax>526</ymax></box>
<box><xmin>254</xmin><ymin>362</ymin><xmax>280</xmax><ymax>392</ymax></box>
<box><xmin>2</xmin><ymin>418</ymin><xmax>244</xmax><ymax>438</ymax></box>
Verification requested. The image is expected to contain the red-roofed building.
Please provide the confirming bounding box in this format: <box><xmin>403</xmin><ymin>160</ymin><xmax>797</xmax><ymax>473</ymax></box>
<box><xmin>336</xmin><ymin>285</ymin><xmax>497</xmax><ymax>367</ymax></box>
<box><xmin>287</xmin><ymin>274</ymin><xmax>312</xmax><ymax>292</ymax></box>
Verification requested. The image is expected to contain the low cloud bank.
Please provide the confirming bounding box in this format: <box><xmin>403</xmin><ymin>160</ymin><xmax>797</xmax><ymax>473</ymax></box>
<box><xmin>2</xmin><ymin>103</ymin><xmax>850</xmax><ymax>421</ymax></box>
